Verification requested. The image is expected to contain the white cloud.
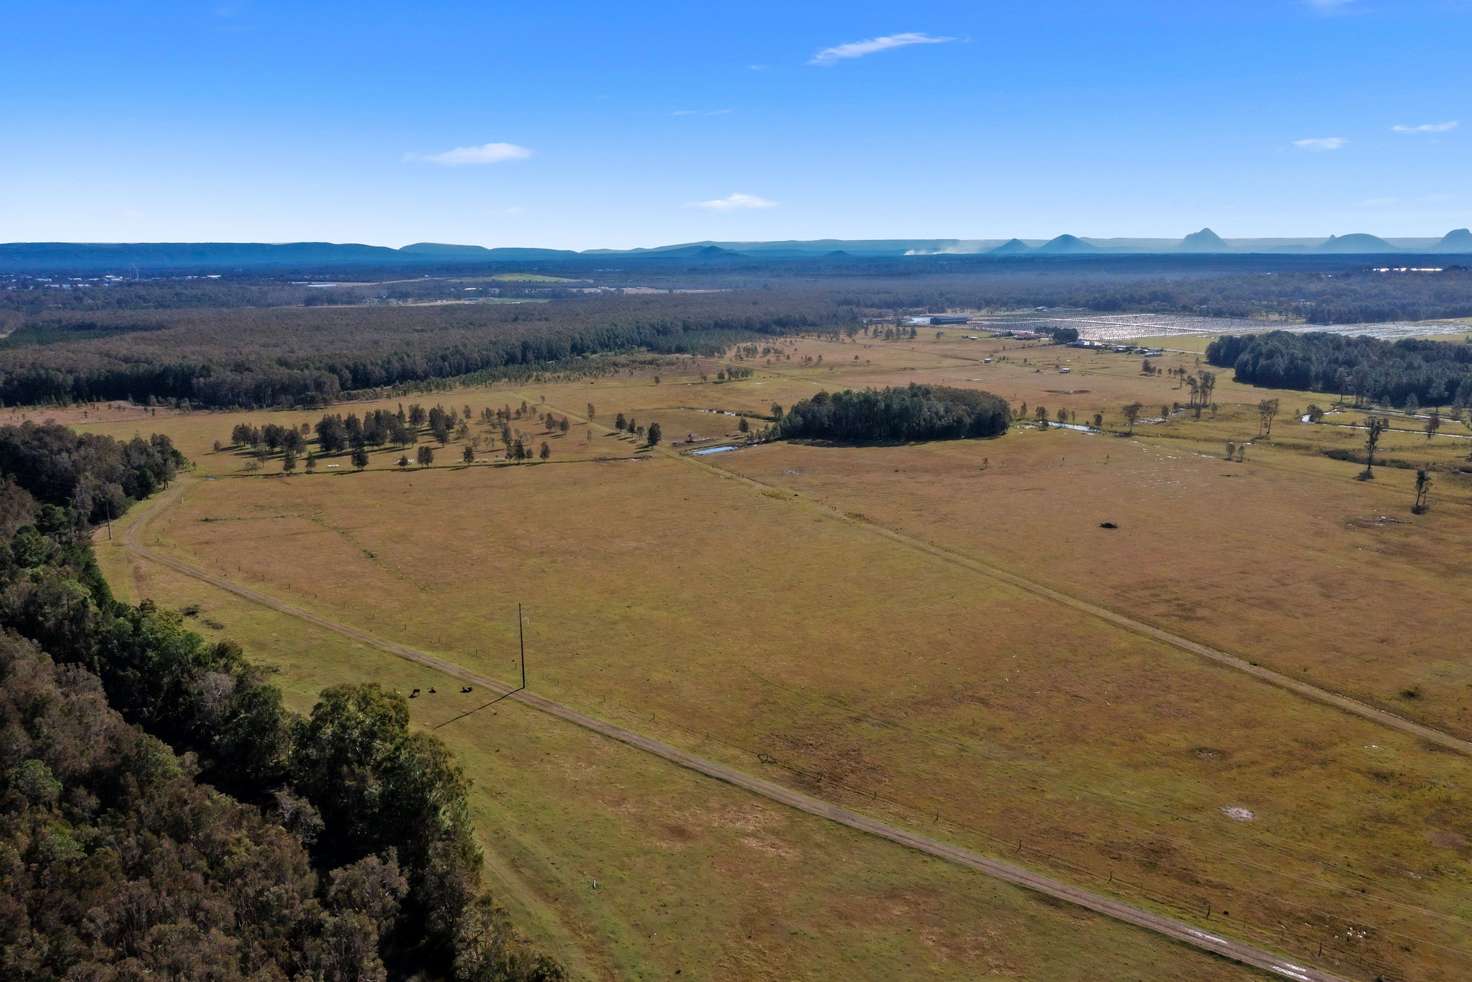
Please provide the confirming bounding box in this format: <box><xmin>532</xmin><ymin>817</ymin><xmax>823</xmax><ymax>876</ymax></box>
<box><xmin>688</xmin><ymin>192</ymin><xmax>777</xmax><ymax>211</ymax></box>
<box><xmin>809</xmin><ymin>32</ymin><xmax>955</xmax><ymax>66</ymax></box>
<box><xmin>405</xmin><ymin>142</ymin><xmax>533</xmax><ymax>166</ymax></box>
<box><xmin>672</xmin><ymin>108</ymin><xmax>734</xmax><ymax>117</ymax></box>
<box><xmin>1392</xmin><ymin>121</ymin><xmax>1458</xmax><ymax>134</ymax></box>
<box><xmin>1293</xmin><ymin>136</ymin><xmax>1347</xmax><ymax>151</ymax></box>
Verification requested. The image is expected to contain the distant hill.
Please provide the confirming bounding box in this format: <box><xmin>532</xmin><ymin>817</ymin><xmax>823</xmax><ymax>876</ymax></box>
<box><xmin>644</xmin><ymin>244</ymin><xmax>744</xmax><ymax>260</ymax></box>
<box><xmin>0</xmin><ymin>241</ymin><xmax>400</xmax><ymax>272</ymax></box>
<box><xmin>0</xmin><ymin>231</ymin><xmax>1441</xmax><ymax>273</ymax></box>
<box><xmin>989</xmin><ymin>239</ymin><xmax>1034</xmax><ymax>256</ymax></box>
<box><xmin>1034</xmin><ymin>234</ymin><xmax>1100</xmax><ymax>255</ymax></box>
<box><xmin>1318</xmin><ymin>233</ymin><xmax>1397</xmax><ymax>253</ymax></box>
<box><xmin>399</xmin><ymin>242</ymin><xmax>491</xmax><ymax>256</ymax></box>
<box><xmin>1434</xmin><ymin>228</ymin><xmax>1472</xmax><ymax>253</ymax></box>
<box><xmin>1180</xmin><ymin>228</ymin><xmax>1228</xmax><ymax>252</ymax></box>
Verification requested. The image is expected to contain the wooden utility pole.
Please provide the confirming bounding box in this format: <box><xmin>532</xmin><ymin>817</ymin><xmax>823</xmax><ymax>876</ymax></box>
<box><xmin>518</xmin><ymin>603</ymin><xmax>526</xmax><ymax>690</ymax></box>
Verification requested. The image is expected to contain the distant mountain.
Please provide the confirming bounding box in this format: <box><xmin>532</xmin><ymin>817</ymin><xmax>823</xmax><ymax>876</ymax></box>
<box><xmin>1434</xmin><ymin>228</ymin><xmax>1472</xmax><ymax>253</ymax></box>
<box><xmin>0</xmin><ymin>241</ymin><xmax>400</xmax><ymax>272</ymax></box>
<box><xmin>645</xmin><ymin>244</ymin><xmax>744</xmax><ymax>260</ymax></box>
<box><xmin>399</xmin><ymin>242</ymin><xmax>490</xmax><ymax>256</ymax></box>
<box><xmin>1034</xmin><ymin>234</ymin><xmax>1100</xmax><ymax>255</ymax></box>
<box><xmin>1180</xmin><ymin>228</ymin><xmax>1228</xmax><ymax>252</ymax></box>
<box><xmin>2</xmin><ymin>231</ymin><xmax>1452</xmax><ymax>274</ymax></box>
<box><xmin>989</xmin><ymin>238</ymin><xmax>1034</xmax><ymax>256</ymax></box>
<box><xmin>1318</xmin><ymin>233</ymin><xmax>1397</xmax><ymax>253</ymax></box>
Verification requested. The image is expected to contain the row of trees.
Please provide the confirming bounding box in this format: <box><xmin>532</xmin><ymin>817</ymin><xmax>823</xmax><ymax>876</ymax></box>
<box><xmin>1207</xmin><ymin>331</ymin><xmax>1472</xmax><ymax>409</ymax></box>
<box><xmin>0</xmin><ymin>423</ymin><xmax>559</xmax><ymax>979</ymax></box>
<box><xmin>775</xmin><ymin>385</ymin><xmax>1011</xmax><ymax>443</ymax></box>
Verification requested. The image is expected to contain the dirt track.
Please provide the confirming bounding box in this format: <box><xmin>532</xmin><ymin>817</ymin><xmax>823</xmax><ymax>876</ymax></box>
<box><xmin>120</xmin><ymin>481</ymin><xmax>1349</xmax><ymax>982</ymax></box>
<box><xmin>545</xmin><ymin>388</ymin><xmax>1472</xmax><ymax>759</ymax></box>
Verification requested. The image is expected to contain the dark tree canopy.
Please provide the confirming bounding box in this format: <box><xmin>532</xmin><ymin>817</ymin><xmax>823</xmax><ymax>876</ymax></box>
<box><xmin>776</xmin><ymin>384</ymin><xmax>1010</xmax><ymax>443</ymax></box>
<box><xmin>0</xmin><ymin>423</ymin><xmax>560</xmax><ymax>981</ymax></box>
<box><xmin>1208</xmin><ymin>331</ymin><xmax>1472</xmax><ymax>408</ymax></box>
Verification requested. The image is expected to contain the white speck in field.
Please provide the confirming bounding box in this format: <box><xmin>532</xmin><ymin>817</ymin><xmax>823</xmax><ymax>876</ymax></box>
<box><xmin>1221</xmin><ymin>805</ymin><xmax>1255</xmax><ymax>822</ymax></box>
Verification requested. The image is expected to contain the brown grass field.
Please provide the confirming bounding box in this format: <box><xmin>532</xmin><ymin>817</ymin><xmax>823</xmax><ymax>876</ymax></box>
<box><xmin>66</xmin><ymin>330</ymin><xmax>1472</xmax><ymax>981</ymax></box>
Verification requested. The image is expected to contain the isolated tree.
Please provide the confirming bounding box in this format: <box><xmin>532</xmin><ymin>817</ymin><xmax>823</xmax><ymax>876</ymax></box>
<box><xmin>1257</xmin><ymin>398</ymin><xmax>1280</xmax><ymax>438</ymax></box>
<box><xmin>351</xmin><ymin>447</ymin><xmax>369</xmax><ymax>470</ymax></box>
<box><xmin>586</xmin><ymin>403</ymin><xmax>596</xmax><ymax>421</ymax></box>
<box><xmin>1359</xmin><ymin>415</ymin><xmax>1389</xmax><ymax>480</ymax></box>
<box><xmin>614</xmin><ymin>412</ymin><xmax>627</xmax><ymax>431</ymax></box>
<box><xmin>1413</xmin><ymin>468</ymin><xmax>1432</xmax><ymax>514</ymax></box>
<box><xmin>539</xmin><ymin>442</ymin><xmax>550</xmax><ymax>461</ymax></box>
<box><xmin>1195</xmin><ymin>371</ymin><xmax>1216</xmax><ymax>419</ymax></box>
<box><xmin>1092</xmin><ymin>413</ymin><xmax>1103</xmax><ymax>430</ymax></box>
<box><xmin>282</xmin><ymin>448</ymin><xmax>297</xmax><ymax>473</ymax></box>
<box><xmin>1425</xmin><ymin>409</ymin><xmax>1441</xmax><ymax>441</ymax></box>
<box><xmin>305</xmin><ymin>453</ymin><xmax>317</xmax><ymax>473</ymax></box>
<box><xmin>1034</xmin><ymin>405</ymin><xmax>1048</xmax><ymax>429</ymax></box>
<box><xmin>1305</xmin><ymin>404</ymin><xmax>1325</xmax><ymax>423</ymax></box>
<box><xmin>647</xmin><ymin>422</ymin><xmax>662</xmax><ymax>447</ymax></box>
<box><xmin>738</xmin><ymin>417</ymin><xmax>750</xmax><ymax>434</ymax></box>
<box><xmin>1121</xmin><ymin>402</ymin><xmax>1143</xmax><ymax>435</ymax></box>
<box><xmin>417</xmin><ymin>445</ymin><xmax>434</xmax><ymax>466</ymax></box>
<box><xmin>559</xmin><ymin>417</ymin><xmax>570</xmax><ymax>434</ymax></box>
<box><xmin>1225</xmin><ymin>440</ymin><xmax>1236</xmax><ymax>461</ymax></box>
<box><xmin>398</xmin><ymin>455</ymin><xmax>410</xmax><ymax>468</ymax></box>
<box><xmin>463</xmin><ymin>445</ymin><xmax>475</xmax><ymax>464</ymax></box>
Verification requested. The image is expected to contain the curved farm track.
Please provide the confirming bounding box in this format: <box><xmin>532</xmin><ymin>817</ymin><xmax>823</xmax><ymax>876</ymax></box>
<box><xmin>121</xmin><ymin>478</ymin><xmax>1349</xmax><ymax>982</ymax></box>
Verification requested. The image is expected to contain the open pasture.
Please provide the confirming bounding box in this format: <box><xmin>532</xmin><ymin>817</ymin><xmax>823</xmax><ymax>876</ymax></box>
<box><xmin>79</xmin><ymin>329</ymin><xmax>1472</xmax><ymax>981</ymax></box>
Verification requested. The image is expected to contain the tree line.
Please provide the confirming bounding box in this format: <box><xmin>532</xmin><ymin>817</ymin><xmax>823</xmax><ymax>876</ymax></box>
<box><xmin>775</xmin><ymin>384</ymin><xmax>1011</xmax><ymax>443</ymax></box>
<box><xmin>1207</xmin><ymin>331</ymin><xmax>1472</xmax><ymax>409</ymax></box>
<box><xmin>0</xmin><ymin>422</ymin><xmax>560</xmax><ymax>980</ymax></box>
<box><xmin>0</xmin><ymin>291</ymin><xmax>848</xmax><ymax>409</ymax></box>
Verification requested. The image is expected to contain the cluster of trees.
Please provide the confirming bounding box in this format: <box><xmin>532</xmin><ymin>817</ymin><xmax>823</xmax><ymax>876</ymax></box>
<box><xmin>0</xmin><ymin>423</ymin><xmax>559</xmax><ymax>979</ymax></box>
<box><xmin>611</xmin><ymin>413</ymin><xmax>662</xmax><ymax>446</ymax></box>
<box><xmin>0</xmin><ymin>291</ymin><xmax>845</xmax><ymax>409</ymax></box>
<box><xmin>1208</xmin><ymin>331</ymin><xmax>1472</xmax><ymax>408</ymax></box>
<box><xmin>824</xmin><ymin>264</ymin><xmax>1472</xmax><ymax>325</ymax></box>
<box><xmin>0</xmin><ymin>421</ymin><xmax>183</xmax><ymax>525</ymax></box>
<box><xmin>775</xmin><ymin>384</ymin><xmax>1011</xmax><ymax>443</ymax></box>
<box><xmin>227</xmin><ymin>399</ymin><xmax>577</xmax><ymax>471</ymax></box>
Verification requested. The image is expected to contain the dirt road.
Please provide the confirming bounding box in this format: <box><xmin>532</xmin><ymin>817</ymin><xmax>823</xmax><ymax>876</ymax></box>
<box><xmin>119</xmin><ymin>481</ymin><xmax>1349</xmax><ymax>982</ymax></box>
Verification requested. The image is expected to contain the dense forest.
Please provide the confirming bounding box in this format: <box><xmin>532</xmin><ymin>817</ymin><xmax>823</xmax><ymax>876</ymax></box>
<box><xmin>0</xmin><ymin>292</ymin><xmax>845</xmax><ymax>409</ymax></box>
<box><xmin>1207</xmin><ymin>332</ymin><xmax>1472</xmax><ymax>408</ymax></box>
<box><xmin>4</xmin><ymin>260</ymin><xmax>1471</xmax><ymax>412</ymax></box>
<box><xmin>0</xmin><ymin>423</ymin><xmax>559</xmax><ymax>980</ymax></box>
<box><xmin>776</xmin><ymin>384</ymin><xmax>1011</xmax><ymax>443</ymax></box>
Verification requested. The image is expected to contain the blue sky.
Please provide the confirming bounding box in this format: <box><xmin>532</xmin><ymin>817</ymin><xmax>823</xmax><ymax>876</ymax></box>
<box><xmin>1</xmin><ymin>0</ymin><xmax>1468</xmax><ymax>247</ymax></box>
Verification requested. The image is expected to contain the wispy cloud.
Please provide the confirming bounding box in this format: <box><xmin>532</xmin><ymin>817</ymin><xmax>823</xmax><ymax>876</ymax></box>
<box><xmin>405</xmin><ymin>142</ymin><xmax>533</xmax><ymax>166</ymax></box>
<box><xmin>688</xmin><ymin>192</ymin><xmax>777</xmax><ymax>211</ymax></box>
<box><xmin>1392</xmin><ymin>121</ymin><xmax>1458</xmax><ymax>134</ymax></box>
<box><xmin>809</xmin><ymin>32</ymin><xmax>955</xmax><ymax>66</ymax></box>
<box><xmin>672</xmin><ymin>108</ymin><xmax>734</xmax><ymax>117</ymax></box>
<box><xmin>1304</xmin><ymin>0</ymin><xmax>1356</xmax><ymax>12</ymax></box>
<box><xmin>1293</xmin><ymin>136</ymin><xmax>1347</xmax><ymax>151</ymax></box>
